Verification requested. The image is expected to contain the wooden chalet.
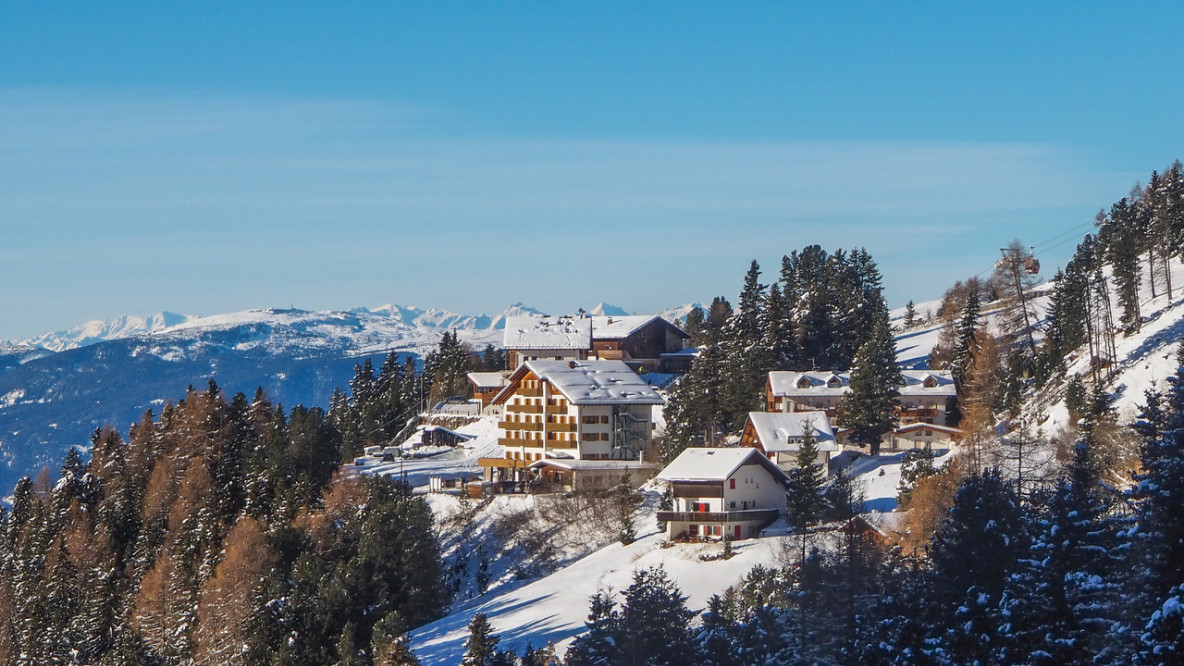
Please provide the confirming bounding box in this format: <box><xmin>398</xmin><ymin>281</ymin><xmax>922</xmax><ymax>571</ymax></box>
<box><xmin>589</xmin><ymin>315</ymin><xmax>690</xmax><ymax>372</ymax></box>
<box><xmin>739</xmin><ymin>411</ymin><xmax>840</xmax><ymax>476</ymax></box>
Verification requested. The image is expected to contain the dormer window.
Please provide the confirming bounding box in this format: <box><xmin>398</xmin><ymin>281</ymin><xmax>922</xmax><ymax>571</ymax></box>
<box><xmin>827</xmin><ymin>376</ymin><xmax>842</xmax><ymax>389</ymax></box>
<box><xmin>797</xmin><ymin>377</ymin><xmax>811</xmax><ymax>389</ymax></box>
<box><xmin>923</xmin><ymin>376</ymin><xmax>938</xmax><ymax>388</ymax></box>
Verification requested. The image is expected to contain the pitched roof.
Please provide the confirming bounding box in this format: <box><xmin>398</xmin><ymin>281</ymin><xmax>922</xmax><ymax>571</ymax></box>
<box><xmin>590</xmin><ymin>315</ymin><xmax>689</xmax><ymax>340</ymax></box>
<box><xmin>745</xmin><ymin>411</ymin><xmax>840</xmax><ymax>453</ymax></box>
<box><xmin>493</xmin><ymin>359</ymin><xmax>665</xmax><ymax>406</ymax></box>
<box><xmin>657</xmin><ymin>447</ymin><xmax>790</xmax><ymax>485</ymax></box>
<box><xmin>894</xmin><ymin>422</ymin><xmax>963</xmax><ymax>435</ymax></box>
<box><xmin>768</xmin><ymin>370</ymin><xmax>956</xmax><ymax>398</ymax></box>
<box><xmin>466</xmin><ymin>372</ymin><xmax>509</xmax><ymax>390</ymax></box>
<box><xmin>502</xmin><ymin>316</ymin><xmax>593</xmax><ymax>350</ymax></box>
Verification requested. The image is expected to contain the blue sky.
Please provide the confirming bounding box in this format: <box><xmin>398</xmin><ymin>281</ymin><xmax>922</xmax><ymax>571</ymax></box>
<box><xmin>2</xmin><ymin>3</ymin><xmax>1182</xmax><ymax>340</ymax></box>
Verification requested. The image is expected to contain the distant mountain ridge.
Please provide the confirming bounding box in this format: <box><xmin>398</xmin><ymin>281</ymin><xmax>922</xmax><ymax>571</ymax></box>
<box><xmin>0</xmin><ymin>301</ymin><xmax>700</xmax><ymax>492</ymax></box>
<box><xmin>17</xmin><ymin>312</ymin><xmax>195</xmax><ymax>353</ymax></box>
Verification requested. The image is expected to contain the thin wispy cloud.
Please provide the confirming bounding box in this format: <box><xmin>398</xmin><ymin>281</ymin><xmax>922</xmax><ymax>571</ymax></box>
<box><xmin>0</xmin><ymin>87</ymin><xmax>1127</xmax><ymax>339</ymax></box>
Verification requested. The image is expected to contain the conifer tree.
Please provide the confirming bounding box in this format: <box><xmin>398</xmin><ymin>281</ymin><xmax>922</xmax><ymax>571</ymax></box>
<box><xmin>785</xmin><ymin>420</ymin><xmax>824</xmax><ymax>528</ymax></box>
<box><xmin>615</xmin><ymin>565</ymin><xmax>699</xmax><ymax>666</ymax></box>
<box><xmin>902</xmin><ymin>300</ymin><xmax>917</xmax><ymax>329</ymax></box>
<box><xmin>565</xmin><ymin>590</ymin><xmax>618</xmax><ymax>666</ymax></box>
<box><xmin>997</xmin><ymin>442</ymin><xmax>1126</xmax><ymax>664</ymax></box>
<box><xmin>838</xmin><ymin>315</ymin><xmax>902</xmax><ymax>455</ymax></box>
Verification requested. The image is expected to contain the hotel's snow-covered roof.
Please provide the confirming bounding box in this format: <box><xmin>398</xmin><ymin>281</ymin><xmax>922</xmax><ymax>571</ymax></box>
<box><xmin>502</xmin><ymin>316</ymin><xmax>593</xmax><ymax>350</ymax></box>
<box><xmin>495</xmin><ymin>359</ymin><xmax>665</xmax><ymax>406</ymax></box>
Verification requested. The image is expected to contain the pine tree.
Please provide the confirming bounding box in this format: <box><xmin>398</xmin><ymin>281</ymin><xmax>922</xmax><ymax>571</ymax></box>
<box><xmin>997</xmin><ymin>442</ymin><xmax>1126</xmax><ymax>665</ymax></box>
<box><xmin>565</xmin><ymin>590</ymin><xmax>618</xmax><ymax>666</ymax></box>
<box><xmin>785</xmin><ymin>420</ymin><xmax>824</xmax><ymax>528</ymax></box>
<box><xmin>926</xmin><ymin>469</ymin><xmax>1025</xmax><ymax>663</ymax></box>
<box><xmin>838</xmin><ymin>315</ymin><xmax>902</xmax><ymax>455</ymax></box>
<box><xmin>615</xmin><ymin>565</ymin><xmax>699</xmax><ymax>666</ymax></box>
<box><xmin>950</xmin><ymin>289</ymin><xmax>981</xmax><ymax>386</ymax></box>
<box><xmin>902</xmin><ymin>300</ymin><xmax>918</xmax><ymax>330</ymax></box>
<box><xmin>718</xmin><ymin>261</ymin><xmax>770</xmax><ymax>429</ymax></box>
<box><xmin>1131</xmin><ymin>360</ymin><xmax>1184</xmax><ymax>661</ymax></box>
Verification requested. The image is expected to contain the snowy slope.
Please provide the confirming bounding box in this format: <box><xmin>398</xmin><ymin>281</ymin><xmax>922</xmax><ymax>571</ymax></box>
<box><xmin>1027</xmin><ymin>261</ymin><xmax>1184</xmax><ymax>435</ymax></box>
<box><xmin>411</xmin><ymin>494</ymin><xmax>786</xmax><ymax>664</ymax></box>
<box><xmin>408</xmin><ymin>448</ymin><xmax>906</xmax><ymax>664</ymax></box>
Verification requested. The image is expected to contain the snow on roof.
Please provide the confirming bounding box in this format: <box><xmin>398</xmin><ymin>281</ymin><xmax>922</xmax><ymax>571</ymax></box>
<box><xmin>894</xmin><ymin>422</ymin><xmax>963</xmax><ymax>435</ymax></box>
<box><xmin>502</xmin><ymin>316</ymin><xmax>592</xmax><ymax>350</ymax></box>
<box><xmin>498</xmin><ymin>360</ymin><xmax>665</xmax><ymax>406</ymax></box>
<box><xmin>746</xmin><ymin>411</ymin><xmax>839</xmax><ymax>453</ymax></box>
<box><xmin>466</xmin><ymin>372</ymin><xmax>509</xmax><ymax>389</ymax></box>
<box><xmin>768</xmin><ymin>370</ymin><xmax>956</xmax><ymax>398</ymax></box>
<box><xmin>657</xmin><ymin>447</ymin><xmax>789</xmax><ymax>484</ymax></box>
<box><xmin>590</xmin><ymin>315</ymin><xmax>688</xmax><ymax>340</ymax></box>
<box><xmin>660</xmin><ymin>346</ymin><xmax>700</xmax><ymax>357</ymax></box>
<box><xmin>420</xmin><ymin>425</ymin><xmax>476</xmax><ymax>440</ymax></box>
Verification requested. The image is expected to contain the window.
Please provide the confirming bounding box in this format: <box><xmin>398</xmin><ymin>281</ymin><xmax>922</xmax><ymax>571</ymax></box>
<box><xmin>797</xmin><ymin>377</ymin><xmax>810</xmax><ymax>389</ymax></box>
<box><xmin>600</xmin><ymin>433</ymin><xmax>609</xmax><ymax>441</ymax></box>
<box><xmin>582</xmin><ymin>433</ymin><xmax>598</xmax><ymax>441</ymax></box>
<box><xmin>601</xmin><ymin>416</ymin><xmax>609</xmax><ymax>424</ymax></box>
<box><xmin>582</xmin><ymin>415</ymin><xmax>598</xmax><ymax>424</ymax></box>
<box><xmin>729</xmin><ymin>478</ymin><xmax>735</xmax><ymax>490</ymax></box>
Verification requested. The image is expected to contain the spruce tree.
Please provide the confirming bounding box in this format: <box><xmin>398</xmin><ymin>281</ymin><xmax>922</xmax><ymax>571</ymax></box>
<box><xmin>565</xmin><ymin>591</ymin><xmax>618</xmax><ymax>666</ymax></box>
<box><xmin>997</xmin><ymin>442</ymin><xmax>1126</xmax><ymax>665</ymax></box>
<box><xmin>785</xmin><ymin>420</ymin><xmax>824</xmax><ymax>528</ymax></box>
<box><xmin>902</xmin><ymin>300</ymin><xmax>917</xmax><ymax>330</ymax></box>
<box><xmin>460</xmin><ymin>613</ymin><xmax>500</xmax><ymax>666</ymax></box>
<box><xmin>838</xmin><ymin>315</ymin><xmax>902</xmax><ymax>456</ymax></box>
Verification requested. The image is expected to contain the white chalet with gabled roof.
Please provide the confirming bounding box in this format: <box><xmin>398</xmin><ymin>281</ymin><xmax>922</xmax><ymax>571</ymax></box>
<box><xmin>739</xmin><ymin>411</ymin><xmax>840</xmax><ymax>476</ymax></box>
<box><xmin>656</xmin><ymin>448</ymin><xmax>789</xmax><ymax>541</ymax></box>
<box><xmin>479</xmin><ymin>360</ymin><xmax>664</xmax><ymax>483</ymax></box>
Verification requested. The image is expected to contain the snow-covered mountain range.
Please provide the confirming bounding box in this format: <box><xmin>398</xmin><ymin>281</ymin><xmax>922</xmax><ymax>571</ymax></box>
<box><xmin>0</xmin><ymin>302</ymin><xmax>692</xmax><ymax>492</ymax></box>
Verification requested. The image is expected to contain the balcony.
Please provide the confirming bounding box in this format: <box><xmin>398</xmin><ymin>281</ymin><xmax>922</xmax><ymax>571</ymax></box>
<box><xmin>500</xmin><ymin>420</ymin><xmax>541</xmax><ymax>431</ymax></box>
<box><xmin>899</xmin><ymin>408</ymin><xmax>938</xmax><ymax>421</ymax></box>
<box><xmin>506</xmin><ymin>403</ymin><xmax>543</xmax><ymax>414</ymax></box>
<box><xmin>656</xmin><ymin>509</ymin><xmax>780</xmax><ymax>524</ymax></box>
<box><xmin>517</xmin><ymin>387</ymin><xmax>544</xmax><ymax>397</ymax></box>
<box><xmin>499</xmin><ymin>421</ymin><xmax>577</xmax><ymax>433</ymax></box>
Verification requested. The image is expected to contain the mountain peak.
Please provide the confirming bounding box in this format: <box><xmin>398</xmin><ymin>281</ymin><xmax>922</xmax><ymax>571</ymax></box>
<box><xmin>588</xmin><ymin>302</ymin><xmax>630</xmax><ymax>317</ymax></box>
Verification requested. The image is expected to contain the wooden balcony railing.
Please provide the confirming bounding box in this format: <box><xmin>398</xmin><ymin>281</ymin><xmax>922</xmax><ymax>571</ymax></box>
<box><xmin>656</xmin><ymin>509</ymin><xmax>780</xmax><ymax>524</ymax></box>
<box><xmin>506</xmin><ymin>404</ymin><xmax>543</xmax><ymax>414</ymax></box>
<box><xmin>499</xmin><ymin>421</ymin><xmax>577</xmax><ymax>433</ymax></box>
<box><xmin>517</xmin><ymin>387</ymin><xmax>544</xmax><ymax>397</ymax></box>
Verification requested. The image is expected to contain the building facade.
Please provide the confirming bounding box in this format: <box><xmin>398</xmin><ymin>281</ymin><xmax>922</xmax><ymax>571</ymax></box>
<box><xmin>479</xmin><ymin>360</ymin><xmax>664</xmax><ymax>482</ymax></box>
<box><xmin>656</xmin><ymin>448</ymin><xmax>789</xmax><ymax>541</ymax></box>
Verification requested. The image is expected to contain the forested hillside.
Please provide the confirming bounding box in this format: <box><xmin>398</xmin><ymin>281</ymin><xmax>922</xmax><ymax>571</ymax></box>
<box><xmin>0</xmin><ymin>383</ymin><xmax>447</xmax><ymax>664</ymax></box>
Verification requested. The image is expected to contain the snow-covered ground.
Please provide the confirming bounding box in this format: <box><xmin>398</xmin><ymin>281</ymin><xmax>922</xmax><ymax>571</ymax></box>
<box><xmin>410</xmin><ymin>491</ymin><xmax>786</xmax><ymax>664</ymax></box>
<box><xmin>406</xmin><ymin>432</ymin><xmax>917</xmax><ymax>664</ymax></box>
<box><xmin>352</xmin><ymin>416</ymin><xmax>501</xmax><ymax>489</ymax></box>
